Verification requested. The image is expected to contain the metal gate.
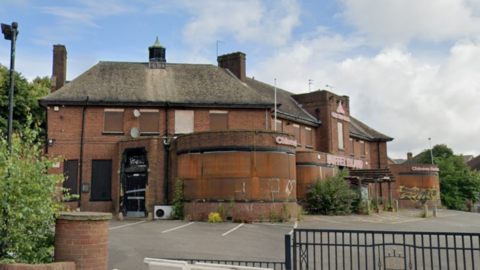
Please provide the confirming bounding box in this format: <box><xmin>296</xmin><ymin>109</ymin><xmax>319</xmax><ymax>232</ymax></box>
<box><xmin>291</xmin><ymin>229</ymin><xmax>480</xmax><ymax>270</ymax></box>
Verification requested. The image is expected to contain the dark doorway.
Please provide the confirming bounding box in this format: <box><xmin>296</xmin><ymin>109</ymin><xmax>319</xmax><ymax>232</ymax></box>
<box><xmin>91</xmin><ymin>160</ymin><xmax>112</xmax><ymax>201</ymax></box>
<box><xmin>120</xmin><ymin>147</ymin><xmax>149</xmax><ymax>217</ymax></box>
<box><xmin>63</xmin><ymin>159</ymin><xmax>79</xmax><ymax>199</ymax></box>
<box><xmin>125</xmin><ymin>173</ymin><xmax>147</xmax><ymax>216</ymax></box>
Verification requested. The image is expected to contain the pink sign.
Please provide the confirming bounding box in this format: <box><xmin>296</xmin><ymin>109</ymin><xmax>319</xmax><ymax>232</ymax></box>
<box><xmin>275</xmin><ymin>136</ymin><xmax>297</xmax><ymax>147</ymax></box>
<box><xmin>412</xmin><ymin>166</ymin><xmax>439</xmax><ymax>172</ymax></box>
<box><xmin>331</xmin><ymin>111</ymin><xmax>350</xmax><ymax>122</ymax></box>
<box><xmin>327</xmin><ymin>154</ymin><xmax>364</xmax><ymax>169</ymax></box>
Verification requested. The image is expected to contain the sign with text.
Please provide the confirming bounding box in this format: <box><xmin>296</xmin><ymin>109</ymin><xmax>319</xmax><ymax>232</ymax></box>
<box><xmin>412</xmin><ymin>166</ymin><xmax>440</xmax><ymax>172</ymax></box>
<box><xmin>331</xmin><ymin>111</ymin><xmax>350</xmax><ymax>122</ymax></box>
<box><xmin>327</xmin><ymin>154</ymin><xmax>364</xmax><ymax>169</ymax></box>
<box><xmin>275</xmin><ymin>136</ymin><xmax>297</xmax><ymax>147</ymax></box>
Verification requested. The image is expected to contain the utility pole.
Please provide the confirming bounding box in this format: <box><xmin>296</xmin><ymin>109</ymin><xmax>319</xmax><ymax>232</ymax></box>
<box><xmin>429</xmin><ymin>137</ymin><xmax>434</xmax><ymax>164</ymax></box>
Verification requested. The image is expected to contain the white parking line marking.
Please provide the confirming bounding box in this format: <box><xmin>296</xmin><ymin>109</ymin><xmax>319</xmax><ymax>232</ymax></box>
<box><xmin>222</xmin><ymin>223</ymin><xmax>244</xmax><ymax>236</ymax></box>
<box><xmin>313</xmin><ymin>217</ymin><xmax>346</xmax><ymax>224</ymax></box>
<box><xmin>162</xmin><ymin>222</ymin><xmax>195</xmax><ymax>233</ymax></box>
<box><xmin>288</xmin><ymin>221</ymin><xmax>298</xmax><ymax>234</ymax></box>
<box><xmin>110</xmin><ymin>221</ymin><xmax>146</xmax><ymax>230</ymax></box>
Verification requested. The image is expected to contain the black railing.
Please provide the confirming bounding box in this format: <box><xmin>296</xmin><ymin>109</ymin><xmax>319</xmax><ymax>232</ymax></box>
<box><xmin>292</xmin><ymin>229</ymin><xmax>480</xmax><ymax>270</ymax></box>
<box><xmin>166</xmin><ymin>258</ymin><xmax>286</xmax><ymax>269</ymax></box>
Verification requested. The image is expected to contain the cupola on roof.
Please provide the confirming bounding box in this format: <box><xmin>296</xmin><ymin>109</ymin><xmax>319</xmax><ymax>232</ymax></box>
<box><xmin>149</xmin><ymin>36</ymin><xmax>166</xmax><ymax>69</ymax></box>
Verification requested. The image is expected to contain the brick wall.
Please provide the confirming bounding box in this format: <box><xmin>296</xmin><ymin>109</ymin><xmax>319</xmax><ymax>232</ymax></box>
<box><xmin>0</xmin><ymin>262</ymin><xmax>74</xmax><ymax>270</ymax></box>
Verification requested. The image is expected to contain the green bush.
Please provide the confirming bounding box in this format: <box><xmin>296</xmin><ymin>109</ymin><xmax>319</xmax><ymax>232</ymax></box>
<box><xmin>207</xmin><ymin>212</ymin><xmax>222</xmax><ymax>223</ymax></box>
<box><xmin>0</xmin><ymin>116</ymin><xmax>69</xmax><ymax>263</ymax></box>
<box><xmin>306</xmin><ymin>170</ymin><xmax>358</xmax><ymax>215</ymax></box>
<box><xmin>171</xmin><ymin>179</ymin><xmax>184</xmax><ymax>219</ymax></box>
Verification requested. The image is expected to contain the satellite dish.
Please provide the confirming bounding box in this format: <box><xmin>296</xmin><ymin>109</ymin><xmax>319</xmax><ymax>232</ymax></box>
<box><xmin>130</xmin><ymin>127</ymin><xmax>140</xmax><ymax>138</ymax></box>
<box><xmin>133</xmin><ymin>109</ymin><xmax>141</xmax><ymax>118</ymax></box>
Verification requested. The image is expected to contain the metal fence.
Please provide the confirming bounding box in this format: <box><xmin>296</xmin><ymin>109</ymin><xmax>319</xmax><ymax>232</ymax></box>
<box><xmin>291</xmin><ymin>229</ymin><xmax>480</xmax><ymax>270</ymax></box>
<box><xmin>166</xmin><ymin>258</ymin><xmax>286</xmax><ymax>270</ymax></box>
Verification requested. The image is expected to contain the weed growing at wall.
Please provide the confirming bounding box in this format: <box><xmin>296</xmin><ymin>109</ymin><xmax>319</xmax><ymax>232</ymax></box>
<box><xmin>280</xmin><ymin>200</ymin><xmax>290</xmax><ymax>222</ymax></box>
<box><xmin>171</xmin><ymin>179</ymin><xmax>184</xmax><ymax>219</ymax></box>
<box><xmin>217</xmin><ymin>198</ymin><xmax>235</xmax><ymax>221</ymax></box>
<box><xmin>207</xmin><ymin>212</ymin><xmax>222</xmax><ymax>223</ymax></box>
<box><xmin>306</xmin><ymin>170</ymin><xmax>359</xmax><ymax>215</ymax></box>
<box><xmin>0</xmin><ymin>115</ymin><xmax>69</xmax><ymax>263</ymax></box>
<box><xmin>269</xmin><ymin>208</ymin><xmax>278</xmax><ymax>222</ymax></box>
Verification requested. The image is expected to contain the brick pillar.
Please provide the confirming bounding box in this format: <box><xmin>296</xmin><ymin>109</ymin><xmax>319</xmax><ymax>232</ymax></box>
<box><xmin>54</xmin><ymin>212</ymin><xmax>112</xmax><ymax>270</ymax></box>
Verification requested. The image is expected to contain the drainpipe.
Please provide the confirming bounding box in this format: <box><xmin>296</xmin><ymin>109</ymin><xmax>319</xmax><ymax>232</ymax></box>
<box><xmin>78</xmin><ymin>96</ymin><xmax>89</xmax><ymax>208</ymax></box>
<box><xmin>44</xmin><ymin>107</ymin><xmax>49</xmax><ymax>154</ymax></box>
<box><xmin>377</xmin><ymin>140</ymin><xmax>381</xmax><ymax>169</ymax></box>
<box><xmin>163</xmin><ymin>103</ymin><xmax>170</xmax><ymax>204</ymax></box>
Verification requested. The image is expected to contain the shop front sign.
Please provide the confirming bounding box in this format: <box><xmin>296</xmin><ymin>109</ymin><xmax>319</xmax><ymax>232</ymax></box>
<box><xmin>412</xmin><ymin>166</ymin><xmax>439</xmax><ymax>172</ymax></box>
<box><xmin>275</xmin><ymin>136</ymin><xmax>297</xmax><ymax>147</ymax></box>
<box><xmin>327</xmin><ymin>154</ymin><xmax>363</xmax><ymax>169</ymax></box>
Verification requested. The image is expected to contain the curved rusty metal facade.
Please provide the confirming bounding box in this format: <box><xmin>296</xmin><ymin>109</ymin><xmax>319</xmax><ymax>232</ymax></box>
<box><xmin>295</xmin><ymin>151</ymin><xmax>335</xmax><ymax>199</ymax></box>
<box><xmin>176</xmin><ymin>131</ymin><xmax>297</xmax><ymax>202</ymax></box>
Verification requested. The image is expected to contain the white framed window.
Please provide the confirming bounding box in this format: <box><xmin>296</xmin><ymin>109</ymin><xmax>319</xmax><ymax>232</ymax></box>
<box><xmin>140</xmin><ymin>109</ymin><xmax>159</xmax><ymax>134</ymax></box>
<box><xmin>175</xmin><ymin>110</ymin><xmax>194</xmax><ymax>134</ymax></box>
<box><xmin>293</xmin><ymin>124</ymin><xmax>300</xmax><ymax>145</ymax></box>
<box><xmin>360</xmin><ymin>140</ymin><xmax>365</xmax><ymax>156</ymax></box>
<box><xmin>275</xmin><ymin>120</ymin><xmax>283</xmax><ymax>131</ymax></box>
<box><xmin>305</xmin><ymin>127</ymin><xmax>313</xmax><ymax>147</ymax></box>
<box><xmin>210</xmin><ymin>110</ymin><xmax>228</xmax><ymax>131</ymax></box>
<box><xmin>349</xmin><ymin>138</ymin><xmax>354</xmax><ymax>155</ymax></box>
<box><xmin>103</xmin><ymin>108</ymin><xmax>124</xmax><ymax>133</ymax></box>
<box><xmin>338</xmin><ymin>122</ymin><xmax>344</xmax><ymax>150</ymax></box>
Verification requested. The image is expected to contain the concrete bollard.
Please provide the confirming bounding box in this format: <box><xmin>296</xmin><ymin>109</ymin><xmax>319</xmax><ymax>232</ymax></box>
<box><xmin>395</xmin><ymin>200</ymin><xmax>399</xmax><ymax>211</ymax></box>
<box><xmin>364</xmin><ymin>200</ymin><xmax>369</xmax><ymax>214</ymax></box>
<box><xmin>423</xmin><ymin>204</ymin><xmax>429</xmax><ymax>218</ymax></box>
<box><xmin>55</xmin><ymin>212</ymin><xmax>112</xmax><ymax>270</ymax></box>
<box><xmin>432</xmin><ymin>204</ymin><xmax>437</xmax><ymax>217</ymax></box>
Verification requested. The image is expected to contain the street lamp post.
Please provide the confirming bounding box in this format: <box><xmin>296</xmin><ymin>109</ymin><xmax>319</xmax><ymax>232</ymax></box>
<box><xmin>429</xmin><ymin>137</ymin><xmax>434</xmax><ymax>165</ymax></box>
<box><xmin>2</xmin><ymin>22</ymin><xmax>19</xmax><ymax>150</ymax></box>
<box><xmin>1</xmin><ymin>21</ymin><xmax>19</xmax><ymax>257</ymax></box>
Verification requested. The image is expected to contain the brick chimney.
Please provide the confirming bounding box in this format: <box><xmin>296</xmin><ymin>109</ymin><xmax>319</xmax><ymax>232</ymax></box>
<box><xmin>217</xmin><ymin>52</ymin><xmax>246</xmax><ymax>83</ymax></box>
<box><xmin>51</xmin><ymin>45</ymin><xmax>67</xmax><ymax>93</ymax></box>
<box><xmin>407</xmin><ymin>152</ymin><xmax>413</xmax><ymax>161</ymax></box>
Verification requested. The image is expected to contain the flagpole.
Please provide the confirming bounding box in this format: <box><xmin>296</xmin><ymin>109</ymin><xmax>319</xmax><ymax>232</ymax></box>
<box><xmin>274</xmin><ymin>79</ymin><xmax>277</xmax><ymax>131</ymax></box>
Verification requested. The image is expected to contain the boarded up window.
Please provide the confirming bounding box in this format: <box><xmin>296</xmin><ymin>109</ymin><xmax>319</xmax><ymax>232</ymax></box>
<box><xmin>91</xmin><ymin>160</ymin><xmax>112</xmax><ymax>201</ymax></box>
<box><xmin>349</xmin><ymin>138</ymin><xmax>354</xmax><ymax>154</ymax></box>
<box><xmin>175</xmin><ymin>110</ymin><xmax>194</xmax><ymax>134</ymax></box>
<box><xmin>140</xmin><ymin>110</ymin><xmax>159</xmax><ymax>134</ymax></box>
<box><xmin>338</xmin><ymin>122</ymin><xmax>344</xmax><ymax>150</ymax></box>
<box><xmin>360</xmin><ymin>140</ymin><xmax>365</xmax><ymax>156</ymax></box>
<box><xmin>210</xmin><ymin>110</ymin><xmax>228</xmax><ymax>131</ymax></box>
<box><xmin>276</xmin><ymin>120</ymin><xmax>283</xmax><ymax>131</ymax></box>
<box><xmin>63</xmin><ymin>160</ymin><xmax>79</xmax><ymax>198</ymax></box>
<box><xmin>305</xmin><ymin>127</ymin><xmax>313</xmax><ymax>147</ymax></box>
<box><xmin>293</xmin><ymin>124</ymin><xmax>300</xmax><ymax>144</ymax></box>
<box><xmin>104</xmin><ymin>109</ymin><xmax>124</xmax><ymax>133</ymax></box>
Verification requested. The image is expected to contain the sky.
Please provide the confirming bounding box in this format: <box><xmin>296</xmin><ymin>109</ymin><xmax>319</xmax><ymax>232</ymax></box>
<box><xmin>1</xmin><ymin>0</ymin><xmax>479</xmax><ymax>159</ymax></box>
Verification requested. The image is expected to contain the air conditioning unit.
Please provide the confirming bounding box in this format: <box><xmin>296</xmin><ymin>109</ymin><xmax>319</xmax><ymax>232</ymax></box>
<box><xmin>154</xmin><ymin>205</ymin><xmax>173</xmax><ymax>220</ymax></box>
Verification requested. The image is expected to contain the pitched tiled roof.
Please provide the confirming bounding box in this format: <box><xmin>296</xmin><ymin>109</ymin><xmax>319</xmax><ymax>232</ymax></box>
<box><xmin>349</xmin><ymin>116</ymin><xmax>393</xmax><ymax>141</ymax></box>
<box><xmin>39</xmin><ymin>62</ymin><xmax>274</xmax><ymax>108</ymax></box>
<box><xmin>246</xmin><ymin>78</ymin><xmax>319</xmax><ymax>125</ymax></box>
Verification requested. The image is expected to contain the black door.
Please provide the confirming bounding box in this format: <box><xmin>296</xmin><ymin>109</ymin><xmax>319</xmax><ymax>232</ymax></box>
<box><xmin>125</xmin><ymin>173</ymin><xmax>147</xmax><ymax>217</ymax></box>
<box><xmin>63</xmin><ymin>160</ymin><xmax>79</xmax><ymax>198</ymax></box>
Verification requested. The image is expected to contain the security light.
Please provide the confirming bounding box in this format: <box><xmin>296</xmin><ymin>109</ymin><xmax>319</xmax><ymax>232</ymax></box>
<box><xmin>1</xmin><ymin>22</ymin><xmax>18</xmax><ymax>41</ymax></box>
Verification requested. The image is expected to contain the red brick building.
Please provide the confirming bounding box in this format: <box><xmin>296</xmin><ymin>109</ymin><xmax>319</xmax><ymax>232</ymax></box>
<box><xmin>40</xmin><ymin>39</ymin><xmax>396</xmax><ymax>221</ymax></box>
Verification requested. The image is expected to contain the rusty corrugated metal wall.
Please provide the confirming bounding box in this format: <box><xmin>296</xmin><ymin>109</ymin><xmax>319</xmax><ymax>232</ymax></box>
<box><xmin>296</xmin><ymin>165</ymin><xmax>335</xmax><ymax>199</ymax></box>
<box><xmin>178</xmin><ymin>151</ymin><xmax>297</xmax><ymax>201</ymax></box>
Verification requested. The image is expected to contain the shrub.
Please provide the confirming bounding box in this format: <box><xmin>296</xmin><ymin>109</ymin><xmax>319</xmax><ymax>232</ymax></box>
<box><xmin>217</xmin><ymin>197</ymin><xmax>235</xmax><ymax>221</ymax></box>
<box><xmin>171</xmin><ymin>179</ymin><xmax>184</xmax><ymax>219</ymax></box>
<box><xmin>269</xmin><ymin>208</ymin><xmax>278</xmax><ymax>222</ymax></box>
<box><xmin>207</xmin><ymin>212</ymin><xmax>222</xmax><ymax>223</ymax></box>
<box><xmin>306</xmin><ymin>170</ymin><xmax>359</xmax><ymax>215</ymax></box>
<box><xmin>0</xmin><ymin>115</ymin><xmax>70</xmax><ymax>263</ymax></box>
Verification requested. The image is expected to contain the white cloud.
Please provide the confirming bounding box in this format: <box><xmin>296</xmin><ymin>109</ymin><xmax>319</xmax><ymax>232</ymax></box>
<box><xmin>176</xmin><ymin>0</ymin><xmax>301</xmax><ymax>47</ymax></box>
<box><xmin>253</xmin><ymin>33</ymin><xmax>480</xmax><ymax>158</ymax></box>
<box><xmin>339</xmin><ymin>0</ymin><xmax>480</xmax><ymax>46</ymax></box>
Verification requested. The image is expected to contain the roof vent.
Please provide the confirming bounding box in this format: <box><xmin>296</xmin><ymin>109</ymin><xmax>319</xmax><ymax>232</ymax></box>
<box><xmin>149</xmin><ymin>36</ymin><xmax>166</xmax><ymax>69</ymax></box>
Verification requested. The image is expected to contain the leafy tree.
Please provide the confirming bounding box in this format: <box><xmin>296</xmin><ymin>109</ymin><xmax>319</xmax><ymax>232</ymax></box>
<box><xmin>415</xmin><ymin>144</ymin><xmax>454</xmax><ymax>164</ymax></box>
<box><xmin>306</xmin><ymin>170</ymin><xmax>359</xmax><ymax>215</ymax></box>
<box><xmin>0</xmin><ymin>64</ymin><xmax>50</xmax><ymax>135</ymax></box>
<box><xmin>0</xmin><ymin>115</ymin><xmax>68</xmax><ymax>263</ymax></box>
<box><xmin>436</xmin><ymin>155</ymin><xmax>480</xmax><ymax>210</ymax></box>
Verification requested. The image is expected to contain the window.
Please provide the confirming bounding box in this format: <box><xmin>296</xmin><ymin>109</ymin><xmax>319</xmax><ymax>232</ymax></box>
<box><xmin>175</xmin><ymin>110</ymin><xmax>194</xmax><ymax>134</ymax></box>
<box><xmin>275</xmin><ymin>120</ymin><xmax>283</xmax><ymax>131</ymax></box>
<box><xmin>90</xmin><ymin>160</ymin><xmax>112</xmax><ymax>201</ymax></box>
<box><xmin>63</xmin><ymin>160</ymin><xmax>79</xmax><ymax>199</ymax></box>
<box><xmin>140</xmin><ymin>109</ymin><xmax>159</xmax><ymax>134</ymax></box>
<box><xmin>293</xmin><ymin>124</ymin><xmax>300</xmax><ymax>145</ymax></box>
<box><xmin>360</xmin><ymin>140</ymin><xmax>365</xmax><ymax>156</ymax></box>
<box><xmin>349</xmin><ymin>138</ymin><xmax>354</xmax><ymax>155</ymax></box>
<box><xmin>104</xmin><ymin>109</ymin><xmax>124</xmax><ymax>133</ymax></box>
<box><xmin>338</xmin><ymin>122</ymin><xmax>344</xmax><ymax>150</ymax></box>
<box><xmin>210</xmin><ymin>110</ymin><xmax>228</xmax><ymax>131</ymax></box>
<box><xmin>305</xmin><ymin>127</ymin><xmax>313</xmax><ymax>148</ymax></box>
